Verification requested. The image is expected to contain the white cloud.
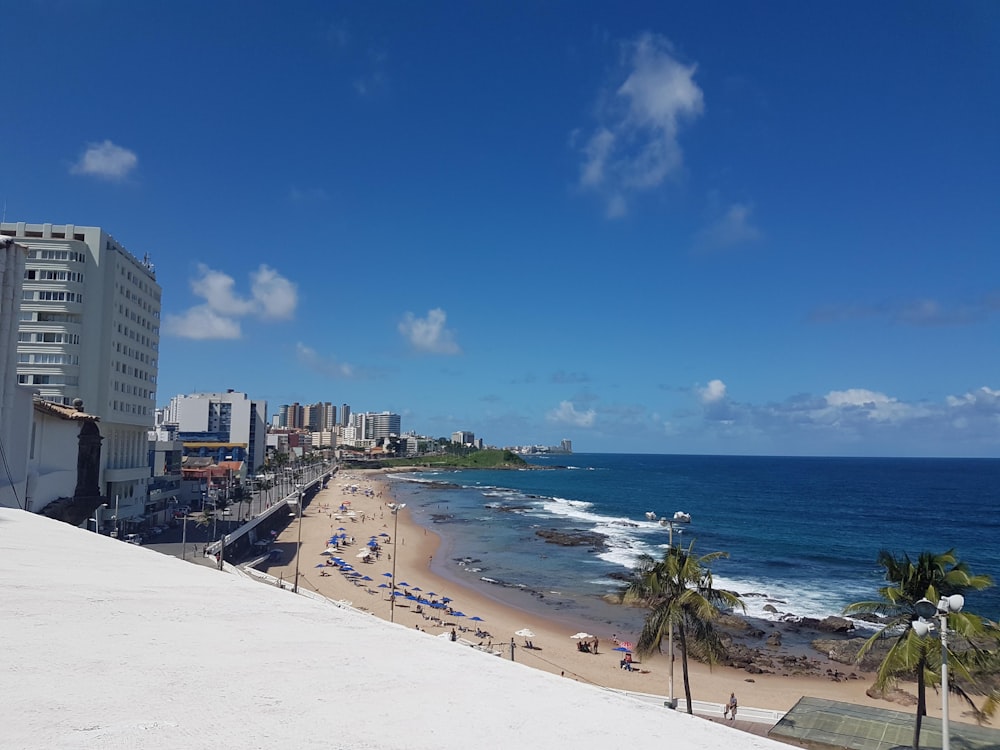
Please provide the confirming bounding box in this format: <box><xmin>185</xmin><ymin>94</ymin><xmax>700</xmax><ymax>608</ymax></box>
<box><xmin>398</xmin><ymin>308</ymin><xmax>461</xmax><ymax>354</ymax></box>
<box><xmin>162</xmin><ymin>306</ymin><xmax>242</xmax><ymax>340</ymax></box>
<box><xmin>946</xmin><ymin>386</ymin><xmax>1000</xmax><ymax>410</ymax></box>
<box><xmin>822</xmin><ymin>388</ymin><xmax>915</xmax><ymax>423</ymax></box>
<box><xmin>250</xmin><ymin>266</ymin><xmax>297</xmax><ymax>320</ymax></box>
<box><xmin>70</xmin><ymin>140</ymin><xmax>138</xmax><ymax>180</ymax></box>
<box><xmin>698</xmin><ymin>379</ymin><xmax>727</xmax><ymax>403</ymax></box>
<box><xmin>577</xmin><ymin>33</ymin><xmax>704</xmax><ymax>217</ymax></box>
<box><xmin>697</xmin><ymin>202</ymin><xmax>761</xmax><ymax>250</ymax></box>
<box><xmin>295</xmin><ymin>342</ymin><xmax>357</xmax><ymax>378</ymax></box>
<box><xmin>547</xmin><ymin>401</ymin><xmax>596</xmax><ymax>428</ymax></box>
<box><xmin>164</xmin><ymin>264</ymin><xmax>298</xmax><ymax>340</ymax></box>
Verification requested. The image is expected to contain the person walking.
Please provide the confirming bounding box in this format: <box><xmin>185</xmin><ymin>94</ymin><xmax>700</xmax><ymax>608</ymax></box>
<box><xmin>724</xmin><ymin>692</ymin><xmax>738</xmax><ymax>720</ymax></box>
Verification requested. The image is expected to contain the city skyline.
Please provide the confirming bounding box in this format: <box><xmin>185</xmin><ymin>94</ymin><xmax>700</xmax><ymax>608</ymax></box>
<box><xmin>3</xmin><ymin>2</ymin><xmax>998</xmax><ymax>456</ymax></box>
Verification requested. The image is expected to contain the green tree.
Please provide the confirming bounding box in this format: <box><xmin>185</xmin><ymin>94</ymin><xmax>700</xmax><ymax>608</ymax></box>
<box><xmin>844</xmin><ymin>549</ymin><xmax>993</xmax><ymax>750</ymax></box>
<box><xmin>624</xmin><ymin>541</ymin><xmax>744</xmax><ymax>713</ymax></box>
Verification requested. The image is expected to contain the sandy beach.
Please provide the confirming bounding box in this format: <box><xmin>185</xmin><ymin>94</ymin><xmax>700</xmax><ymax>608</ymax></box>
<box><xmin>265</xmin><ymin>469</ymin><xmax>987</xmax><ymax>725</ymax></box>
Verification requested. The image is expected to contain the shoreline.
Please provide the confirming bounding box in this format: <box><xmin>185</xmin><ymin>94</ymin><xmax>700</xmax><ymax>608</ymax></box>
<box><xmin>266</xmin><ymin>468</ymin><xmax>991</xmax><ymax>724</ymax></box>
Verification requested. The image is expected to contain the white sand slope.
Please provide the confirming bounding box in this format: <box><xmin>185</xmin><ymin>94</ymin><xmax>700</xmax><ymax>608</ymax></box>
<box><xmin>0</xmin><ymin>509</ymin><xmax>787</xmax><ymax>750</ymax></box>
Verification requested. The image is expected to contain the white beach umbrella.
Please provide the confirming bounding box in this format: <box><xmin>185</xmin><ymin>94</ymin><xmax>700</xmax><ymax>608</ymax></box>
<box><xmin>570</xmin><ymin>632</ymin><xmax>594</xmax><ymax>639</ymax></box>
<box><xmin>514</xmin><ymin>629</ymin><xmax>535</xmax><ymax>638</ymax></box>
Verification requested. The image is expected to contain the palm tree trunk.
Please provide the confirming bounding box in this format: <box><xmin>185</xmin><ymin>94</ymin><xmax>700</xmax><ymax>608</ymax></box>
<box><xmin>679</xmin><ymin>625</ymin><xmax>693</xmax><ymax>714</ymax></box>
<box><xmin>913</xmin><ymin>657</ymin><xmax>927</xmax><ymax>750</ymax></box>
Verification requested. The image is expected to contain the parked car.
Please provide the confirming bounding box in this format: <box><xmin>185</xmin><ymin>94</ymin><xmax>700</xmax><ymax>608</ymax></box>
<box><xmin>124</xmin><ymin>533</ymin><xmax>143</xmax><ymax>545</ymax></box>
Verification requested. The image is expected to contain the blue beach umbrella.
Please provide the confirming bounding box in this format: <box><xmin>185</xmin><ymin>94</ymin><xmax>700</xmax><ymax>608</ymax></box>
<box><xmin>452</xmin><ymin>612</ymin><xmax>466</xmax><ymax>617</ymax></box>
<box><xmin>315</xmin><ymin>564</ymin><xmax>326</xmax><ymax>568</ymax></box>
<box><xmin>613</xmin><ymin>646</ymin><xmax>632</xmax><ymax>652</ymax></box>
<box><xmin>378</xmin><ymin>583</ymin><xmax>389</xmax><ymax>589</ymax></box>
<box><xmin>382</xmin><ymin>572</ymin><xmax>393</xmax><ymax>578</ymax></box>
<box><xmin>411</xmin><ymin>587</ymin><xmax>422</xmax><ymax>592</ymax></box>
<box><xmin>397</xmin><ymin>582</ymin><xmax>410</xmax><ymax>587</ymax></box>
<box><xmin>470</xmin><ymin>616</ymin><xmax>484</xmax><ymax>622</ymax></box>
<box><xmin>426</xmin><ymin>592</ymin><xmax>437</xmax><ymax>597</ymax></box>
<box><xmin>361</xmin><ymin>576</ymin><xmax>373</xmax><ymax>581</ymax></box>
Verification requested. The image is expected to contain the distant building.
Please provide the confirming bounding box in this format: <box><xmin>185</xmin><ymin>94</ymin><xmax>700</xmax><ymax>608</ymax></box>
<box><xmin>353</xmin><ymin>411</ymin><xmax>400</xmax><ymax>441</ymax></box>
<box><xmin>164</xmin><ymin>390</ymin><xmax>267</xmax><ymax>473</ymax></box>
<box><xmin>2</xmin><ymin>222</ymin><xmax>160</xmax><ymax>522</ymax></box>
<box><xmin>452</xmin><ymin>430</ymin><xmax>474</xmax><ymax>445</ymax></box>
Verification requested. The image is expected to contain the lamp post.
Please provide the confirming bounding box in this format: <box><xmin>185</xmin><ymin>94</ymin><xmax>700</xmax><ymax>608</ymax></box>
<box><xmin>389</xmin><ymin>502</ymin><xmax>406</xmax><ymax>623</ymax></box>
<box><xmin>292</xmin><ymin>489</ymin><xmax>303</xmax><ymax>593</ymax></box>
<box><xmin>913</xmin><ymin>594</ymin><xmax>965</xmax><ymax>750</ymax></box>
<box><xmin>657</xmin><ymin>511</ymin><xmax>691</xmax><ymax>710</ymax></box>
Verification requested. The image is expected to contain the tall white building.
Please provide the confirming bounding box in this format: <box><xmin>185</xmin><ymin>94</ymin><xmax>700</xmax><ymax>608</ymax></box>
<box><xmin>1</xmin><ymin>222</ymin><xmax>160</xmax><ymax>521</ymax></box>
<box><xmin>164</xmin><ymin>390</ymin><xmax>267</xmax><ymax>473</ymax></box>
<box><xmin>353</xmin><ymin>411</ymin><xmax>401</xmax><ymax>441</ymax></box>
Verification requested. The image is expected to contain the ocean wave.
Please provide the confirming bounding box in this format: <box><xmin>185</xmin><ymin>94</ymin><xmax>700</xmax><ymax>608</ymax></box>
<box><xmin>710</xmin><ymin>571</ymin><xmax>877</xmax><ymax>626</ymax></box>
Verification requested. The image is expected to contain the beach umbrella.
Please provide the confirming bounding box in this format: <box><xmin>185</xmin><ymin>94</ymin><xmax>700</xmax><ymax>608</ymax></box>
<box><xmin>314</xmin><ymin>564</ymin><xmax>326</xmax><ymax>568</ymax></box>
<box><xmin>613</xmin><ymin>646</ymin><xmax>632</xmax><ymax>652</ymax></box>
<box><xmin>570</xmin><ymin>633</ymin><xmax>593</xmax><ymax>639</ymax></box>
<box><xmin>337</xmin><ymin>527</ymin><xmax>346</xmax><ymax>531</ymax></box>
<box><xmin>397</xmin><ymin>582</ymin><xmax>410</xmax><ymax>587</ymax></box>
<box><xmin>382</xmin><ymin>572</ymin><xmax>393</xmax><ymax>578</ymax></box>
<box><xmin>452</xmin><ymin>612</ymin><xmax>466</xmax><ymax>617</ymax></box>
<box><xmin>378</xmin><ymin>583</ymin><xmax>389</xmax><ymax>589</ymax></box>
<box><xmin>618</xmin><ymin>641</ymin><xmax>634</xmax><ymax>651</ymax></box>
<box><xmin>469</xmin><ymin>616</ymin><xmax>484</xmax><ymax>622</ymax></box>
<box><xmin>426</xmin><ymin>592</ymin><xmax>437</xmax><ymax>597</ymax></box>
<box><xmin>411</xmin><ymin>587</ymin><xmax>422</xmax><ymax>592</ymax></box>
<box><xmin>361</xmin><ymin>576</ymin><xmax>373</xmax><ymax>581</ymax></box>
<box><xmin>379</xmin><ymin>533</ymin><xmax>389</xmax><ymax>537</ymax></box>
<box><xmin>514</xmin><ymin>629</ymin><xmax>535</xmax><ymax>638</ymax></box>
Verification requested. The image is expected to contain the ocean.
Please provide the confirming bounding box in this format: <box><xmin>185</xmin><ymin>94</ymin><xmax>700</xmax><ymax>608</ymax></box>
<box><xmin>387</xmin><ymin>454</ymin><xmax>1000</xmax><ymax>637</ymax></box>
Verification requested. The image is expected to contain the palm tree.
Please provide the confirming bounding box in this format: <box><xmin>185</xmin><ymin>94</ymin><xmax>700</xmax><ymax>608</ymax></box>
<box><xmin>194</xmin><ymin>508</ymin><xmax>214</xmax><ymax>543</ymax></box>
<box><xmin>844</xmin><ymin>549</ymin><xmax>993</xmax><ymax>750</ymax></box>
<box><xmin>624</xmin><ymin>541</ymin><xmax>744</xmax><ymax>714</ymax></box>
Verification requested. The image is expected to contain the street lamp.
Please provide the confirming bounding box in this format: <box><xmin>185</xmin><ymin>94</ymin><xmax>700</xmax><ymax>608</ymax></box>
<box><xmin>91</xmin><ymin>503</ymin><xmax>108</xmax><ymax>533</ymax></box>
<box><xmin>913</xmin><ymin>594</ymin><xmax>965</xmax><ymax>750</ymax></box>
<box><xmin>292</xmin><ymin>490</ymin><xmax>304</xmax><ymax>594</ymax></box>
<box><xmin>389</xmin><ymin>502</ymin><xmax>406</xmax><ymax>623</ymax></box>
<box><xmin>657</xmin><ymin>511</ymin><xmax>692</xmax><ymax>710</ymax></box>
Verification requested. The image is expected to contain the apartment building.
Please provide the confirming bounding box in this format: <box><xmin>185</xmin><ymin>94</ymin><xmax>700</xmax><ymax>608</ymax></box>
<box><xmin>1</xmin><ymin>222</ymin><xmax>160</xmax><ymax>520</ymax></box>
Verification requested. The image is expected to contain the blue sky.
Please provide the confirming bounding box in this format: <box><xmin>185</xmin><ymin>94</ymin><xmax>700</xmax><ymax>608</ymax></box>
<box><xmin>4</xmin><ymin>1</ymin><xmax>999</xmax><ymax>456</ymax></box>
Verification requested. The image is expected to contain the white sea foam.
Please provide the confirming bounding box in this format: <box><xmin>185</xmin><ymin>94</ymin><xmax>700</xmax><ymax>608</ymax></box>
<box><xmin>709</xmin><ymin>571</ymin><xmax>877</xmax><ymax>627</ymax></box>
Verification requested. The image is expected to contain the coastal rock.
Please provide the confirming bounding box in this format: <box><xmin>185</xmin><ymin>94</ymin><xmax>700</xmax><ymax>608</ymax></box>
<box><xmin>812</xmin><ymin>638</ymin><xmax>882</xmax><ymax>671</ymax></box>
<box><xmin>866</xmin><ymin>685</ymin><xmax>917</xmax><ymax>706</ymax></box>
<box><xmin>818</xmin><ymin>616</ymin><xmax>855</xmax><ymax>634</ymax></box>
<box><xmin>763</xmin><ymin>604</ymin><xmax>779</xmax><ymax>614</ymax></box>
<box><xmin>534</xmin><ymin>529</ymin><xmax>607</xmax><ymax>548</ymax></box>
<box><xmin>715</xmin><ymin>613</ymin><xmax>751</xmax><ymax>631</ymax></box>
<box><xmin>766</xmin><ymin>632</ymin><xmax>782</xmax><ymax>648</ymax></box>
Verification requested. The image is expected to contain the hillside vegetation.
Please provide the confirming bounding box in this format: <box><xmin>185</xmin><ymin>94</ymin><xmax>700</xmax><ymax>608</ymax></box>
<box><xmin>381</xmin><ymin>449</ymin><xmax>528</xmax><ymax>469</ymax></box>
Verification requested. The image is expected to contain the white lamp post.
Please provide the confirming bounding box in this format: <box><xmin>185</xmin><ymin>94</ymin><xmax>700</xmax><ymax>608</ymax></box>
<box><xmin>657</xmin><ymin>511</ymin><xmax>691</xmax><ymax>710</ymax></box>
<box><xmin>913</xmin><ymin>594</ymin><xmax>965</xmax><ymax>750</ymax></box>
<box><xmin>292</xmin><ymin>489</ymin><xmax>304</xmax><ymax>593</ymax></box>
<box><xmin>389</xmin><ymin>502</ymin><xmax>406</xmax><ymax>623</ymax></box>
